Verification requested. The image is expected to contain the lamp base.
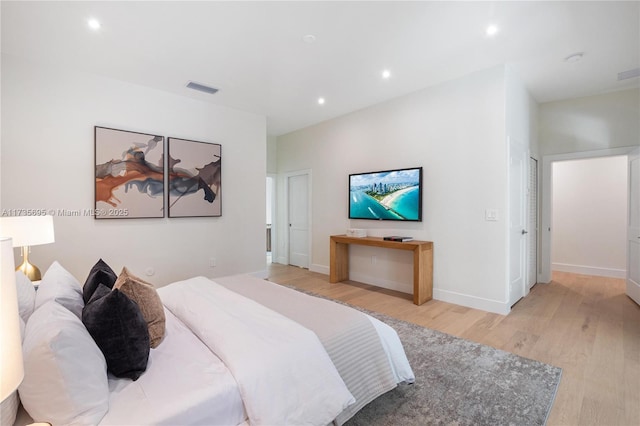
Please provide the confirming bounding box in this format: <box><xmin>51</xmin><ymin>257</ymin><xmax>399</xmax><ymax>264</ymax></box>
<box><xmin>16</xmin><ymin>247</ymin><xmax>42</xmax><ymax>281</ymax></box>
<box><xmin>16</xmin><ymin>261</ymin><xmax>42</xmax><ymax>281</ymax></box>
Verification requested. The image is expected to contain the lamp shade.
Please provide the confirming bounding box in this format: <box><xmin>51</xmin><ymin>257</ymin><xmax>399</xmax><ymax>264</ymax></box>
<box><xmin>0</xmin><ymin>215</ymin><xmax>55</xmax><ymax>247</ymax></box>
<box><xmin>0</xmin><ymin>237</ymin><xmax>24</xmax><ymax>401</ymax></box>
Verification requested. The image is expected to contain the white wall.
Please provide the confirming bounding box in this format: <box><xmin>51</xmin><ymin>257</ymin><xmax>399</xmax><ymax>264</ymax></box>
<box><xmin>277</xmin><ymin>65</ymin><xmax>516</xmax><ymax>314</ymax></box>
<box><xmin>505</xmin><ymin>65</ymin><xmax>538</xmax><ymax>301</ymax></box>
<box><xmin>506</xmin><ymin>65</ymin><xmax>537</xmax><ymax>153</ymax></box>
<box><xmin>538</xmin><ymin>88</ymin><xmax>639</xmax><ymax>282</ymax></box>
<box><xmin>552</xmin><ymin>156</ymin><xmax>628</xmax><ymax>278</ymax></box>
<box><xmin>539</xmin><ymin>89</ymin><xmax>640</xmax><ymax>156</ymax></box>
<box><xmin>267</xmin><ymin>134</ymin><xmax>277</xmax><ymax>175</ymax></box>
<box><xmin>1</xmin><ymin>54</ymin><xmax>267</xmax><ymax>285</ymax></box>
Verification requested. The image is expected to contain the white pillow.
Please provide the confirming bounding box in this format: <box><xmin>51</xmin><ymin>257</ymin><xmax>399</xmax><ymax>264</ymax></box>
<box><xmin>15</xmin><ymin>271</ymin><xmax>36</xmax><ymax>323</ymax></box>
<box><xmin>19</xmin><ymin>301</ymin><xmax>109</xmax><ymax>425</ymax></box>
<box><xmin>19</xmin><ymin>316</ymin><xmax>25</xmax><ymax>341</ymax></box>
<box><xmin>35</xmin><ymin>261</ymin><xmax>84</xmax><ymax>318</ymax></box>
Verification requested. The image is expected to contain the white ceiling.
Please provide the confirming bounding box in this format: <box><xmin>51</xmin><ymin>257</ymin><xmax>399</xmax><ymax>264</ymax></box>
<box><xmin>2</xmin><ymin>1</ymin><xmax>639</xmax><ymax>136</ymax></box>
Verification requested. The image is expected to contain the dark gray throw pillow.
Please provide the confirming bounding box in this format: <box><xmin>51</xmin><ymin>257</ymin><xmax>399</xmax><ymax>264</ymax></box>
<box><xmin>83</xmin><ymin>259</ymin><xmax>117</xmax><ymax>303</ymax></box>
<box><xmin>82</xmin><ymin>284</ymin><xmax>150</xmax><ymax>380</ymax></box>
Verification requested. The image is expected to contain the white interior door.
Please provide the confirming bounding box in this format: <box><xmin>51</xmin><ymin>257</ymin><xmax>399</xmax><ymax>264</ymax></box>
<box><xmin>288</xmin><ymin>173</ymin><xmax>309</xmax><ymax>268</ymax></box>
<box><xmin>509</xmin><ymin>138</ymin><xmax>528</xmax><ymax>306</ymax></box>
<box><xmin>528</xmin><ymin>157</ymin><xmax>538</xmax><ymax>289</ymax></box>
<box><xmin>626</xmin><ymin>148</ymin><xmax>640</xmax><ymax>305</ymax></box>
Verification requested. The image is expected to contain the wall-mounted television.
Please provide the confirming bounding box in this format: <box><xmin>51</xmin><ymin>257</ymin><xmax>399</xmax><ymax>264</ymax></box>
<box><xmin>349</xmin><ymin>166</ymin><xmax>423</xmax><ymax>221</ymax></box>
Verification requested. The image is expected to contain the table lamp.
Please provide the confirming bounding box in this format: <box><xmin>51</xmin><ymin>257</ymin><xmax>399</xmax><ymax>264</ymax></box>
<box><xmin>0</xmin><ymin>216</ymin><xmax>55</xmax><ymax>281</ymax></box>
<box><xmin>0</xmin><ymin>237</ymin><xmax>25</xmax><ymax>425</ymax></box>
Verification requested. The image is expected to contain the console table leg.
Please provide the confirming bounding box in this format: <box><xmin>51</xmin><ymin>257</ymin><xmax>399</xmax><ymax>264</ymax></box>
<box><xmin>413</xmin><ymin>245</ymin><xmax>433</xmax><ymax>305</ymax></box>
<box><xmin>330</xmin><ymin>241</ymin><xmax>349</xmax><ymax>283</ymax></box>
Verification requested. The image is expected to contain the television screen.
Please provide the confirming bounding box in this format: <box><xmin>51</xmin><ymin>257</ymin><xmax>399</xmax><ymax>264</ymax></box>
<box><xmin>349</xmin><ymin>167</ymin><xmax>423</xmax><ymax>221</ymax></box>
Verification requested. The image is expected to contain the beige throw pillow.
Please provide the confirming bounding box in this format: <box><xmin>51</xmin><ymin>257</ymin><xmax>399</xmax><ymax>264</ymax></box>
<box><xmin>114</xmin><ymin>267</ymin><xmax>166</xmax><ymax>348</ymax></box>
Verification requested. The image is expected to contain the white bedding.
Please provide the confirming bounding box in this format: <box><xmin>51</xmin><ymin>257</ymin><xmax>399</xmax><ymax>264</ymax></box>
<box><xmin>159</xmin><ymin>277</ymin><xmax>355</xmax><ymax>426</ymax></box>
<box><xmin>18</xmin><ymin>262</ymin><xmax>413</xmax><ymax>426</ymax></box>
<box><xmin>366</xmin><ymin>315</ymin><xmax>415</xmax><ymax>384</ymax></box>
<box><xmin>100</xmin><ymin>308</ymin><xmax>246</xmax><ymax>426</ymax></box>
<box><xmin>214</xmin><ymin>273</ymin><xmax>414</xmax><ymax>425</ymax></box>
<box><xmin>98</xmin><ymin>275</ymin><xmax>413</xmax><ymax>426</ymax></box>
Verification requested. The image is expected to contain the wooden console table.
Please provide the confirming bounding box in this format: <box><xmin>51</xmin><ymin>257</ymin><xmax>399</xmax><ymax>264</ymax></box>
<box><xmin>329</xmin><ymin>235</ymin><xmax>433</xmax><ymax>305</ymax></box>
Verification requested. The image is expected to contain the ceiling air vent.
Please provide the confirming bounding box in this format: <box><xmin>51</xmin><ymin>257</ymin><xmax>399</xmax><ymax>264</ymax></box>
<box><xmin>186</xmin><ymin>81</ymin><xmax>219</xmax><ymax>94</ymax></box>
<box><xmin>617</xmin><ymin>68</ymin><xmax>640</xmax><ymax>81</ymax></box>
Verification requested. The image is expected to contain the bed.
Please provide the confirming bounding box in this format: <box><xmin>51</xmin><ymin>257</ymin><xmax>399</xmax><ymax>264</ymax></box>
<box><xmin>15</xmin><ymin>261</ymin><xmax>414</xmax><ymax>425</ymax></box>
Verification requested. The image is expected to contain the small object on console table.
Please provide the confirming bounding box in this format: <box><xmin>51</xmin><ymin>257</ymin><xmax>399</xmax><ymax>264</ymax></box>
<box><xmin>383</xmin><ymin>236</ymin><xmax>413</xmax><ymax>242</ymax></box>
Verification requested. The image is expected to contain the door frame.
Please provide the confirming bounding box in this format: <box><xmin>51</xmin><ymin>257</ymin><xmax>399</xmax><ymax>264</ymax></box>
<box><xmin>528</xmin><ymin>157</ymin><xmax>539</xmax><ymax>289</ymax></box>
<box><xmin>507</xmin><ymin>136</ymin><xmax>529</xmax><ymax>306</ymax></box>
<box><xmin>266</xmin><ymin>174</ymin><xmax>277</xmax><ymax>261</ymax></box>
<box><xmin>540</xmin><ymin>146</ymin><xmax>637</xmax><ymax>283</ymax></box>
<box><xmin>282</xmin><ymin>169</ymin><xmax>312</xmax><ymax>267</ymax></box>
<box><xmin>626</xmin><ymin>148</ymin><xmax>640</xmax><ymax>304</ymax></box>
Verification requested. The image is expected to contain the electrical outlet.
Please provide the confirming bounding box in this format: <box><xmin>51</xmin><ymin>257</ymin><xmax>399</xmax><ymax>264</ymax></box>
<box><xmin>371</xmin><ymin>255</ymin><xmax>377</xmax><ymax>265</ymax></box>
<box><xmin>485</xmin><ymin>209</ymin><xmax>498</xmax><ymax>221</ymax></box>
<box><xmin>209</xmin><ymin>257</ymin><xmax>217</xmax><ymax>268</ymax></box>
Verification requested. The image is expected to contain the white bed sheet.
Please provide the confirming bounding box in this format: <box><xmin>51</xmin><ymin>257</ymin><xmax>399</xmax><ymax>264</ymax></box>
<box><xmin>99</xmin><ymin>278</ymin><xmax>413</xmax><ymax>426</ymax></box>
<box><xmin>215</xmin><ymin>273</ymin><xmax>415</xmax><ymax>387</ymax></box>
<box><xmin>159</xmin><ymin>277</ymin><xmax>355</xmax><ymax>426</ymax></box>
<box><xmin>366</xmin><ymin>315</ymin><xmax>415</xmax><ymax>384</ymax></box>
<box><xmin>99</xmin><ymin>307</ymin><xmax>246</xmax><ymax>426</ymax></box>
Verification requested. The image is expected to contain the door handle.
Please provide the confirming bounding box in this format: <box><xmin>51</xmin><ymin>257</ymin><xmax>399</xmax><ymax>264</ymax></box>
<box><xmin>522</xmin><ymin>230</ymin><xmax>528</xmax><ymax>235</ymax></box>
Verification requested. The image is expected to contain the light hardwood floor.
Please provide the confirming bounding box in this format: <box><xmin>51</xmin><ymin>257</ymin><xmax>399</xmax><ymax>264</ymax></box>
<box><xmin>267</xmin><ymin>263</ymin><xmax>640</xmax><ymax>426</ymax></box>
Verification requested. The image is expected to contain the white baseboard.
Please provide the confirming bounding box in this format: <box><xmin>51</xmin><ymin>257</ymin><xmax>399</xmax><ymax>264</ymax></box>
<box><xmin>627</xmin><ymin>280</ymin><xmax>640</xmax><ymax>306</ymax></box>
<box><xmin>309</xmin><ymin>265</ymin><xmax>413</xmax><ymax>294</ymax></box>
<box><xmin>310</xmin><ymin>264</ymin><xmax>329</xmax><ymax>275</ymax></box>
<box><xmin>552</xmin><ymin>262</ymin><xmax>626</xmax><ymax>278</ymax></box>
<box><xmin>433</xmin><ymin>288</ymin><xmax>511</xmax><ymax>315</ymax></box>
<box><xmin>348</xmin><ymin>272</ymin><xmax>412</xmax><ymax>294</ymax></box>
<box><xmin>308</xmin><ymin>264</ymin><xmax>510</xmax><ymax>315</ymax></box>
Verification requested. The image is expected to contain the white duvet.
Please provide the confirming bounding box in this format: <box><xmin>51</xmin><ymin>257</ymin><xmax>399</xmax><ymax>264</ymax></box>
<box><xmin>101</xmin><ymin>308</ymin><xmax>246</xmax><ymax>426</ymax></box>
<box><xmin>159</xmin><ymin>277</ymin><xmax>355</xmax><ymax>426</ymax></box>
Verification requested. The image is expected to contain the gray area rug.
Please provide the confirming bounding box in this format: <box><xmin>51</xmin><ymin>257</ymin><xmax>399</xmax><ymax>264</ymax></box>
<box><xmin>286</xmin><ymin>287</ymin><xmax>562</xmax><ymax>426</ymax></box>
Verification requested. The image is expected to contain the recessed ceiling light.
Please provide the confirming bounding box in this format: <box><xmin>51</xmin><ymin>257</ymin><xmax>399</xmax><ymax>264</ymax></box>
<box><xmin>317</xmin><ymin>97</ymin><xmax>325</xmax><ymax>105</ymax></box>
<box><xmin>87</xmin><ymin>18</ymin><xmax>101</xmax><ymax>30</ymax></box>
<box><xmin>486</xmin><ymin>24</ymin><xmax>499</xmax><ymax>36</ymax></box>
<box><xmin>382</xmin><ymin>70</ymin><xmax>391</xmax><ymax>79</ymax></box>
<box><xmin>564</xmin><ymin>52</ymin><xmax>584</xmax><ymax>63</ymax></box>
<box><xmin>303</xmin><ymin>35</ymin><xmax>316</xmax><ymax>44</ymax></box>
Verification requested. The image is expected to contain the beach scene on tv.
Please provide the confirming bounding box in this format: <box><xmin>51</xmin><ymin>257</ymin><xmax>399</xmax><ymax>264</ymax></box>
<box><xmin>349</xmin><ymin>168</ymin><xmax>421</xmax><ymax>221</ymax></box>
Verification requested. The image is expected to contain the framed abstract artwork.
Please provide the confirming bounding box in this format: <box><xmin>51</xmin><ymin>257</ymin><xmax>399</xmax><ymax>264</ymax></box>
<box><xmin>94</xmin><ymin>126</ymin><xmax>165</xmax><ymax>219</ymax></box>
<box><xmin>167</xmin><ymin>137</ymin><xmax>222</xmax><ymax>217</ymax></box>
